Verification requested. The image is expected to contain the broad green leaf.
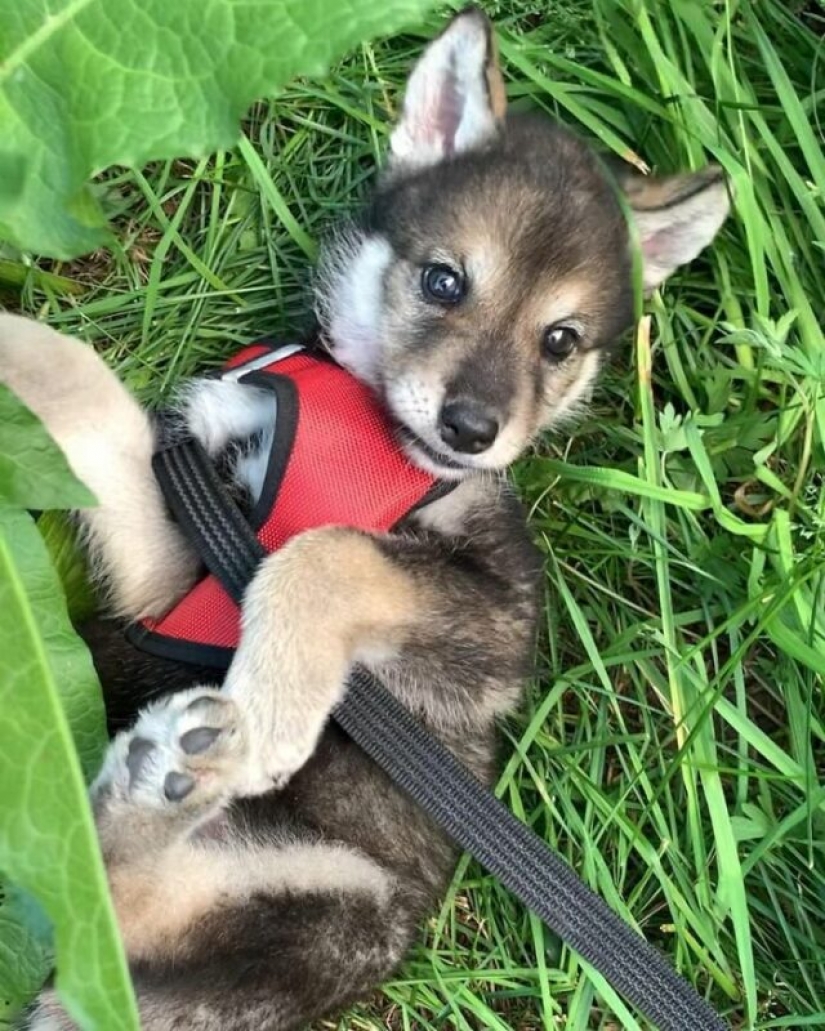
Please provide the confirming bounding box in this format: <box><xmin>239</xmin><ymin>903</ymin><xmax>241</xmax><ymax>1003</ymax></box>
<box><xmin>3</xmin><ymin>511</ymin><xmax>106</xmax><ymax>778</ymax></box>
<box><xmin>0</xmin><ymin>887</ymin><xmax>52</xmax><ymax>1028</ymax></box>
<box><xmin>0</xmin><ymin>385</ymin><xmax>95</xmax><ymax>511</ymax></box>
<box><xmin>0</xmin><ymin>508</ymin><xmax>137</xmax><ymax>1030</ymax></box>
<box><xmin>0</xmin><ymin>0</ymin><xmax>436</xmax><ymax>259</ymax></box>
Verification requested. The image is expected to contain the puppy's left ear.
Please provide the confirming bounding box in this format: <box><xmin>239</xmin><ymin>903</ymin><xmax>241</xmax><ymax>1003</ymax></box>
<box><xmin>622</xmin><ymin>166</ymin><xmax>731</xmax><ymax>292</ymax></box>
<box><xmin>389</xmin><ymin>6</ymin><xmax>507</xmax><ymax>171</ymax></box>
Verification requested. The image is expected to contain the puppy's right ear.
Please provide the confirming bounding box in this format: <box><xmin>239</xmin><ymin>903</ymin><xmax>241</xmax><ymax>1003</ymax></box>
<box><xmin>389</xmin><ymin>7</ymin><xmax>506</xmax><ymax>171</ymax></box>
<box><xmin>621</xmin><ymin>166</ymin><xmax>731</xmax><ymax>292</ymax></box>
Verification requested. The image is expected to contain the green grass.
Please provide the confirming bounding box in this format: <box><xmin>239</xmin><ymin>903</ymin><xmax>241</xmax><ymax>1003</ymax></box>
<box><xmin>2</xmin><ymin>0</ymin><xmax>824</xmax><ymax>1027</ymax></box>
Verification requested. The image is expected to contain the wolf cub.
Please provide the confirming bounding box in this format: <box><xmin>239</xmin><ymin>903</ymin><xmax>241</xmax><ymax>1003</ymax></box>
<box><xmin>3</xmin><ymin>8</ymin><xmax>729</xmax><ymax>1029</ymax></box>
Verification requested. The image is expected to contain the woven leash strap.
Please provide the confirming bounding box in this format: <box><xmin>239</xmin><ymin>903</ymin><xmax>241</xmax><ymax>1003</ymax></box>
<box><xmin>153</xmin><ymin>439</ymin><xmax>729</xmax><ymax>1031</ymax></box>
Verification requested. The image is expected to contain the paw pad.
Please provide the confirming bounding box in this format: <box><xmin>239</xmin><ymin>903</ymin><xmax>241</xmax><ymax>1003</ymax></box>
<box><xmin>108</xmin><ymin>688</ymin><xmax>246</xmax><ymax>810</ymax></box>
<box><xmin>180</xmin><ymin>726</ymin><xmax>222</xmax><ymax>755</ymax></box>
<box><xmin>164</xmin><ymin>771</ymin><xmax>195</xmax><ymax>801</ymax></box>
<box><xmin>126</xmin><ymin>737</ymin><xmax>156</xmax><ymax>786</ymax></box>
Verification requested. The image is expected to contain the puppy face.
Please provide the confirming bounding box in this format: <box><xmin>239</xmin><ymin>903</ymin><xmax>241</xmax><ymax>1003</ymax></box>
<box><xmin>317</xmin><ymin>8</ymin><xmax>730</xmax><ymax>479</ymax></box>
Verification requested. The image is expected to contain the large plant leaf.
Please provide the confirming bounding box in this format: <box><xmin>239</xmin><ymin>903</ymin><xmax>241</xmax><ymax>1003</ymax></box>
<box><xmin>0</xmin><ymin>887</ymin><xmax>52</xmax><ymax>1028</ymax></box>
<box><xmin>0</xmin><ymin>385</ymin><xmax>95</xmax><ymax>510</ymax></box>
<box><xmin>0</xmin><ymin>0</ymin><xmax>435</xmax><ymax>259</ymax></box>
<box><xmin>0</xmin><ymin>508</ymin><xmax>137</xmax><ymax>1030</ymax></box>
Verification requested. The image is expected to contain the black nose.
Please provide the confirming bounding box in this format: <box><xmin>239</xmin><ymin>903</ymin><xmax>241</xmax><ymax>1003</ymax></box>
<box><xmin>438</xmin><ymin>399</ymin><xmax>499</xmax><ymax>454</ymax></box>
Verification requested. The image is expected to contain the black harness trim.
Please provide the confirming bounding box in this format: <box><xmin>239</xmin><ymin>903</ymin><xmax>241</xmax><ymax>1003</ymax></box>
<box><xmin>148</xmin><ymin>432</ymin><xmax>729</xmax><ymax>1031</ymax></box>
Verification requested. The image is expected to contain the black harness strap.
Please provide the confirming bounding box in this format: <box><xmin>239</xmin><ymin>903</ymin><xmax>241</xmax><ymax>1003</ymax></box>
<box><xmin>153</xmin><ymin>440</ymin><xmax>266</xmax><ymax>597</ymax></box>
<box><xmin>153</xmin><ymin>442</ymin><xmax>729</xmax><ymax>1031</ymax></box>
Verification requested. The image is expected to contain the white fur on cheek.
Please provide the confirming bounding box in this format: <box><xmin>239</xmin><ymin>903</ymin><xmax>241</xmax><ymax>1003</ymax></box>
<box><xmin>316</xmin><ymin>233</ymin><xmax>393</xmax><ymax>387</ymax></box>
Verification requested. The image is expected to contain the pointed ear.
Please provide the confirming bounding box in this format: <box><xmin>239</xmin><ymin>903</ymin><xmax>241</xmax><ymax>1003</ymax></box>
<box><xmin>389</xmin><ymin>7</ymin><xmax>507</xmax><ymax>171</ymax></box>
<box><xmin>622</xmin><ymin>166</ymin><xmax>731</xmax><ymax>292</ymax></box>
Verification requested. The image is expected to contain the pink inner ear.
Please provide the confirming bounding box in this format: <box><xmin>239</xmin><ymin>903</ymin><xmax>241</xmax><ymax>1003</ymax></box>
<box><xmin>641</xmin><ymin>229</ymin><xmax>668</xmax><ymax>261</ymax></box>
<box><xmin>433</xmin><ymin>69</ymin><xmax>463</xmax><ymax>156</ymax></box>
<box><xmin>416</xmin><ymin>63</ymin><xmax>459</xmax><ymax>156</ymax></box>
<box><xmin>409</xmin><ymin>71</ymin><xmax>463</xmax><ymax>156</ymax></box>
<box><xmin>642</xmin><ymin>224</ymin><xmax>692</xmax><ymax>268</ymax></box>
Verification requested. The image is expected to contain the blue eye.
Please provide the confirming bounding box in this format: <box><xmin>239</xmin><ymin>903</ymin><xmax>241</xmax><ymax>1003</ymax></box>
<box><xmin>421</xmin><ymin>263</ymin><xmax>465</xmax><ymax>305</ymax></box>
<box><xmin>542</xmin><ymin>325</ymin><xmax>579</xmax><ymax>361</ymax></box>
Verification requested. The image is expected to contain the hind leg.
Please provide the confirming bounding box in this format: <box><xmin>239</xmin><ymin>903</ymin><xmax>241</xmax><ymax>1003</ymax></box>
<box><xmin>24</xmin><ymin>690</ymin><xmax>415</xmax><ymax>1031</ymax></box>
<box><xmin>0</xmin><ymin>314</ymin><xmax>199</xmax><ymax>619</ymax></box>
<box><xmin>26</xmin><ymin>881</ymin><xmax>414</xmax><ymax>1031</ymax></box>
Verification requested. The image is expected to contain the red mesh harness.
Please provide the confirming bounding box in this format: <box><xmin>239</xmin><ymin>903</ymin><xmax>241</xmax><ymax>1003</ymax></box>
<box><xmin>127</xmin><ymin>341</ymin><xmax>448</xmax><ymax>668</ymax></box>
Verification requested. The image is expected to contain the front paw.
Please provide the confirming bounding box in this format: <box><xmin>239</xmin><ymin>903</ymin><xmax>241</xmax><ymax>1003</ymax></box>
<box><xmin>94</xmin><ymin>688</ymin><xmax>248</xmax><ymax>813</ymax></box>
<box><xmin>223</xmin><ymin>678</ymin><xmax>330</xmax><ymax>796</ymax></box>
<box><xmin>237</xmin><ymin>720</ymin><xmax>325</xmax><ymax>797</ymax></box>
